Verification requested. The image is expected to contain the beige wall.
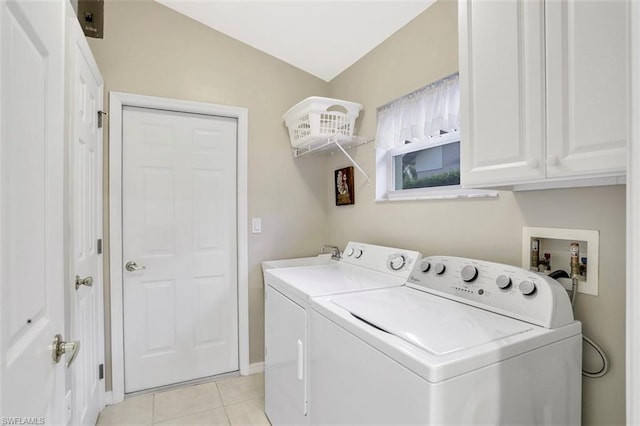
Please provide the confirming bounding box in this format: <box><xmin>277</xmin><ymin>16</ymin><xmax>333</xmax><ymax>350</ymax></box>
<box><xmin>87</xmin><ymin>0</ymin><xmax>330</xmax><ymax>388</ymax></box>
<box><xmin>89</xmin><ymin>0</ymin><xmax>626</xmax><ymax>424</ymax></box>
<box><xmin>327</xmin><ymin>1</ymin><xmax>626</xmax><ymax>425</ymax></box>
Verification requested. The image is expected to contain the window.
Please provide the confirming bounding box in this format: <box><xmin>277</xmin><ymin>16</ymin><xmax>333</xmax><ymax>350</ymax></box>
<box><xmin>375</xmin><ymin>74</ymin><xmax>496</xmax><ymax>201</ymax></box>
<box><xmin>391</xmin><ymin>132</ymin><xmax>460</xmax><ymax>191</ymax></box>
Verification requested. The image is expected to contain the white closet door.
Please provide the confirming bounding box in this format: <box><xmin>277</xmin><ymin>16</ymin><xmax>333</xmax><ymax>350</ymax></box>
<box><xmin>122</xmin><ymin>106</ymin><xmax>238</xmax><ymax>392</ymax></box>
<box><xmin>69</xmin><ymin>12</ymin><xmax>105</xmax><ymax>425</ymax></box>
<box><xmin>0</xmin><ymin>0</ymin><xmax>66</xmax><ymax>421</ymax></box>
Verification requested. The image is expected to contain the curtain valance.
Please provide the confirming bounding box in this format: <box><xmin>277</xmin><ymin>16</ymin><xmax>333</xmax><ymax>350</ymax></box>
<box><xmin>376</xmin><ymin>73</ymin><xmax>460</xmax><ymax>150</ymax></box>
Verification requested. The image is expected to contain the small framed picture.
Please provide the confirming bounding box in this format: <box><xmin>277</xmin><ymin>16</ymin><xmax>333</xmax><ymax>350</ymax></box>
<box><xmin>335</xmin><ymin>166</ymin><xmax>355</xmax><ymax>206</ymax></box>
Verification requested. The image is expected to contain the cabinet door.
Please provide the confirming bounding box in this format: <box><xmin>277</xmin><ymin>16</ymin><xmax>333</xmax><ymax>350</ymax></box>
<box><xmin>264</xmin><ymin>286</ymin><xmax>308</xmax><ymax>425</ymax></box>
<box><xmin>546</xmin><ymin>0</ymin><xmax>628</xmax><ymax>178</ymax></box>
<box><xmin>460</xmin><ymin>0</ymin><xmax>546</xmax><ymax>187</ymax></box>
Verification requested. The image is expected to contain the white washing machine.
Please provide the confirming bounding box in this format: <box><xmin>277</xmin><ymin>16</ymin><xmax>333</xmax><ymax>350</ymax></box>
<box><xmin>310</xmin><ymin>255</ymin><xmax>582</xmax><ymax>425</ymax></box>
<box><xmin>263</xmin><ymin>242</ymin><xmax>421</xmax><ymax>425</ymax></box>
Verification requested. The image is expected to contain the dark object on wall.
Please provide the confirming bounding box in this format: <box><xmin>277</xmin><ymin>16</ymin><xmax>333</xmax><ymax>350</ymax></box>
<box><xmin>77</xmin><ymin>0</ymin><xmax>104</xmax><ymax>39</ymax></box>
<box><xmin>335</xmin><ymin>166</ymin><xmax>355</xmax><ymax>206</ymax></box>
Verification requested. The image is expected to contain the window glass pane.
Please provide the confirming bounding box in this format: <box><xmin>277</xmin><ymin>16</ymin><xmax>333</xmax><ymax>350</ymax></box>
<box><xmin>393</xmin><ymin>141</ymin><xmax>460</xmax><ymax>190</ymax></box>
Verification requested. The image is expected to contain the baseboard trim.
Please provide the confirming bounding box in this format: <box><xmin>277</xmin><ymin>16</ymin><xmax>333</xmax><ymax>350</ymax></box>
<box><xmin>248</xmin><ymin>362</ymin><xmax>264</xmax><ymax>375</ymax></box>
<box><xmin>104</xmin><ymin>390</ymin><xmax>114</xmax><ymax>406</ymax></box>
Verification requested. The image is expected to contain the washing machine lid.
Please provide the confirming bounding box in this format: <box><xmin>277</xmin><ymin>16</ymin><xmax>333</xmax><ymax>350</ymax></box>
<box><xmin>266</xmin><ymin>263</ymin><xmax>406</xmax><ymax>305</ymax></box>
<box><xmin>332</xmin><ymin>287</ymin><xmax>534</xmax><ymax>356</ymax></box>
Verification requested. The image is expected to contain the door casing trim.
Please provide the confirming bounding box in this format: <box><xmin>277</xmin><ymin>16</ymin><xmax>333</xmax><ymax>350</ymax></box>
<box><xmin>628</xmin><ymin>3</ymin><xmax>639</xmax><ymax>421</ymax></box>
<box><xmin>108</xmin><ymin>92</ymin><xmax>249</xmax><ymax>403</ymax></box>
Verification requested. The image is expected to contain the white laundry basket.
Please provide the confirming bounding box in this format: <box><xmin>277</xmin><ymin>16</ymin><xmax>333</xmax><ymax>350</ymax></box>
<box><xmin>283</xmin><ymin>97</ymin><xmax>363</xmax><ymax>149</ymax></box>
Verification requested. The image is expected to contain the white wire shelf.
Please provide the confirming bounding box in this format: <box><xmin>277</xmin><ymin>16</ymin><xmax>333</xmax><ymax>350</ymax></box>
<box><xmin>292</xmin><ymin>135</ymin><xmax>372</xmax><ymax>184</ymax></box>
<box><xmin>292</xmin><ymin>135</ymin><xmax>371</xmax><ymax>158</ymax></box>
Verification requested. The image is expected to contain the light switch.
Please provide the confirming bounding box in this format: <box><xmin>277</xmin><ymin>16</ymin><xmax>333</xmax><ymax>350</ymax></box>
<box><xmin>252</xmin><ymin>218</ymin><xmax>262</xmax><ymax>234</ymax></box>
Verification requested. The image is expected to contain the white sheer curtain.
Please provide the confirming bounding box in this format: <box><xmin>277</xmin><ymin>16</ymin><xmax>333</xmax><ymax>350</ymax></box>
<box><xmin>376</xmin><ymin>73</ymin><xmax>460</xmax><ymax>150</ymax></box>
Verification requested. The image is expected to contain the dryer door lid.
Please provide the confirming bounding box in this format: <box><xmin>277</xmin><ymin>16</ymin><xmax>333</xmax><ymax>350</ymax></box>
<box><xmin>332</xmin><ymin>287</ymin><xmax>535</xmax><ymax>356</ymax></box>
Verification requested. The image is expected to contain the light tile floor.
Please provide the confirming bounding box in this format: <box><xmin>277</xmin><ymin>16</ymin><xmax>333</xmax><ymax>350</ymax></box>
<box><xmin>97</xmin><ymin>373</ymin><xmax>269</xmax><ymax>426</ymax></box>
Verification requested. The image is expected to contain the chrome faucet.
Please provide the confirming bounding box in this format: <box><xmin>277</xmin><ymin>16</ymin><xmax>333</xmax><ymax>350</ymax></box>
<box><xmin>320</xmin><ymin>244</ymin><xmax>341</xmax><ymax>260</ymax></box>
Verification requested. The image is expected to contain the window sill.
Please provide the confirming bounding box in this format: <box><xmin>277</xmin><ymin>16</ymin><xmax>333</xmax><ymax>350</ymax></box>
<box><xmin>376</xmin><ymin>186</ymin><xmax>499</xmax><ymax>202</ymax></box>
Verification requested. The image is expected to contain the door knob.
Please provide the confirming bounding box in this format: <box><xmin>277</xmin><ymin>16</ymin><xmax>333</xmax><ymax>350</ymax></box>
<box><xmin>75</xmin><ymin>275</ymin><xmax>93</xmax><ymax>290</ymax></box>
<box><xmin>52</xmin><ymin>334</ymin><xmax>80</xmax><ymax>368</ymax></box>
<box><xmin>125</xmin><ymin>261</ymin><xmax>146</xmax><ymax>272</ymax></box>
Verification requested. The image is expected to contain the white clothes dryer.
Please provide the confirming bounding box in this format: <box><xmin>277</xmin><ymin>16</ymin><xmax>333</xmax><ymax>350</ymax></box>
<box><xmin>263</xmin><ymin>242</ymin><xmax>421</xmax><ymax>425</ymax></box>
<box><xmin>310</xmin><ymin>256</ymin><xmax>582</xmax><ymax>425</ymax></box>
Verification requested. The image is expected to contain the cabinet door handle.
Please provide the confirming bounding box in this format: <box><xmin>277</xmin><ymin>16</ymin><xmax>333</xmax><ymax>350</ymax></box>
<box><xmin>296</xmin><ymin>339</ymin><xmax>304</xmax><ymax>381</ymax></box>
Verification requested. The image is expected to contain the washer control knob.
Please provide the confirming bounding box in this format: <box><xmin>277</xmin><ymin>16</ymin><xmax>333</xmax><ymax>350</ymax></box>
<box><xmin>496</xmin><ymin>275</ymin><xmax>512</xmax><ymax>289</ymax></box>
<box><xmin>389</xmin><ymin>255</ymin><xmax>406</xmax><ymax>271</ymax></box>
<box><xmin>519</xmin><ymin>280</ymin><xmax>536</xmax><ymax>296</ymax></box>
<box><xmin>434</xmin><ymin>263</ymin><xmax>446</xmax><ymax>275</ymax></box>
<box><xmin>354</xmin><ymin>249</ymin><xmax>363</xmax><ymax>259</ymax></box>
<box><xmin>461</xmin><ymin>265</ymin><xmax>478</xmax><ymax>282</ymax></box>
<box><xmin>346</xmin><ymin>248</ymin><xmax>354</xmax><ymax>257</ymax></box>
<box><xmin>420</xmin><ymin>260</ymin><xmax>431</xmax><ymax>273</ymax></box>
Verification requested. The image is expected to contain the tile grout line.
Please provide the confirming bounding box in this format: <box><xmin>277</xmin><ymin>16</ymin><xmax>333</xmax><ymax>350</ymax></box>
<box><xmin>151</xmin><ymin>392</ymin><xmax>156</xmax><ymax>425</ymax></box>
<box><xmin>108</xmin><ymin>374</ymin><xmax>264</xmax><ymax>425</ymax></box>
<box><xmin>153</xmin><ymin>382</ymin><xmax>230</xmax><ymax>425</ymax></box>
<box><xmin>216</xmin><ymin>381</ymin><xmax>234</xmax><ymax>425</ymax></box>
<box><xmin>224</xmin><ymin>395</ymin><xmax>264</xmax><ymax>408</ymax></box>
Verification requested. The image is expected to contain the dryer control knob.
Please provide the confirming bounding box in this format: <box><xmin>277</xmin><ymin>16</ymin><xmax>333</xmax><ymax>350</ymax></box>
<box><xmin>346</xmin><ymin>248</ymin><xmax>354</xmax><ymax>257</ymax></box>
<box><xmin>434</xmin><ymin>263</ymin><xmax>446</xmax><ymax>275</ymax></box>
<box><xmin>389</xmin><ymin>255</ymin><xmax>406</xmax><ymax>271</ymax></box>
<box><xmin>354</xmin><ymin>249</ymin><xmax>363</xmax><ymax>259</ymax></box>
<box><xmin>519</xmin><ymin>280</ymin><xmax>536</xmax><ymax>296</ymax></box>
<box><xmin>496</xmin><ymin>275</ymin><xmax>512</xmax><ymax>289</ymax></box>
<box><xmin>461</xmin><ymin>265</ymin><xmax>478</xmax><ymax>282</ymax></box>
<box><xmin>420</xmin><ymin>260</ymin><xmax>431</xmax><ymax>273</ymax></box>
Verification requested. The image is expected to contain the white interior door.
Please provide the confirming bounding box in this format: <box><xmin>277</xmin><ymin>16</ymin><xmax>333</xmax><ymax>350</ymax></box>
<box><xmin>122</xmin><ymin>106</ymin><xmax>239</xmax><ymax>393</ymax></box>
<box><xmin>0</xmin><ymin>0</ymin><xmax>67</xmax><ymax>421</ymax></box>
<box><xmin>69</xmin><ymin>14</ymin><xmax>104</xmax><ymax>425</ymax></box>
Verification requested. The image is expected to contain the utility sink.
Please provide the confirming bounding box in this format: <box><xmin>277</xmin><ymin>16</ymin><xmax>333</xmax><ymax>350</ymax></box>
<box><xmin>261</xmin><ymin>255</ymin><xmax>337</xmax><ymax>271</ymax></box>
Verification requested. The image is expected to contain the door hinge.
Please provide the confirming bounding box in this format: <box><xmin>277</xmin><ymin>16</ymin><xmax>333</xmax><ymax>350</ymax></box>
<box><xmin>97</xmin><ymin>110</ymin><xmax>107</xmax><ymax>129</ymax></box>
<box><xmin>98</xmin><ymin>363</ymin><xmax>104</xmax><ymax>380</ymax></box>
<box><xmin>97</xmin><ymin>238</ymin><xmax>103</xmax><ymax>254</ymax></box>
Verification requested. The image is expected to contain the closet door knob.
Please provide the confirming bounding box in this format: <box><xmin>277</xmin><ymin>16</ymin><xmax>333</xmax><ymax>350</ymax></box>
<box><xmin>52</xmin><ymin>334</ymin><xmax>81</xmax><ymax>368</ymax></box>
<box><xmin>125</xmin><ymin>261</ymin><xmax>146</xmax><ymax>272</ymax></box>
<box><xmin>75</xmin><ymin>275</ymin><xmax>93</xmax><ymax>290</ymax></box>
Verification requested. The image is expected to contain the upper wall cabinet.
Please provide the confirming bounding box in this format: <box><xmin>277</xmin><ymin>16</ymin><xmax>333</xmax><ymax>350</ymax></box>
<box><xmin>459</xmin><ymin>0</ymin><xmax>628</xmax><ymax>189</ymax></box>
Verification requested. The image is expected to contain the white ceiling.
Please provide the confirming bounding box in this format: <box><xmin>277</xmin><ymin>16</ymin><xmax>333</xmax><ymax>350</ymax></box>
<box><xmin>154</xmin><ymin>0</ymin><xmax>435</xmax><ymax>82</ymax></box>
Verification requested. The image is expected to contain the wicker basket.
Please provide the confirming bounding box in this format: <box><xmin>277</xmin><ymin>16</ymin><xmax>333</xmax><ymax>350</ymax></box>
<box><xmin>283</xmin><ymin>97</ymin><xmax>363</xmax><ymax>149</ymax></box>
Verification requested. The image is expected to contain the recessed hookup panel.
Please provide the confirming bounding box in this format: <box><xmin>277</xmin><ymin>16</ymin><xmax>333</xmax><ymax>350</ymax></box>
<box><xmin>522</xmin><ymin>226</ymin><xmax>599</xmax><ymax>296</ymax></box>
